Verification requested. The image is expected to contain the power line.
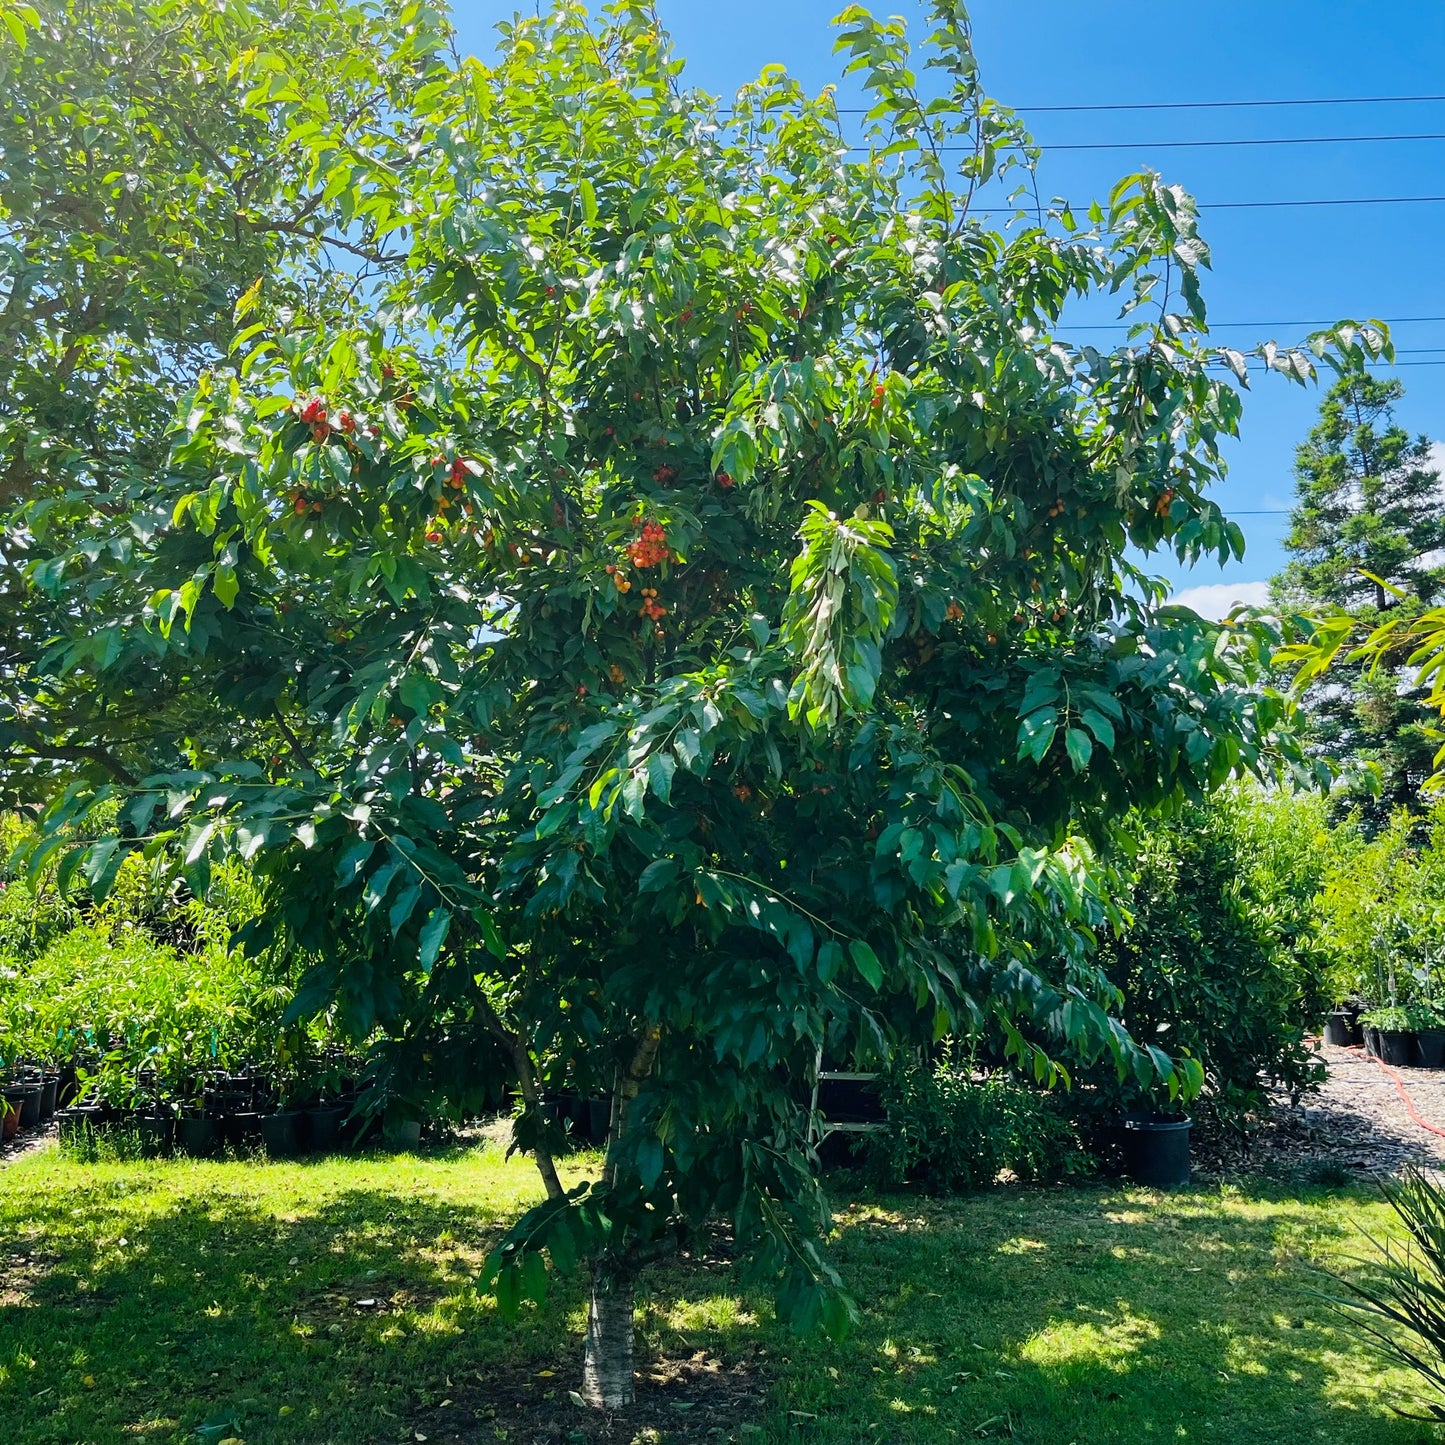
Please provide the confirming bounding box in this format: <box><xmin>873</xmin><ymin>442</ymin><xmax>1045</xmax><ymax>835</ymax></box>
<box><xmin>933</xmin><ymin>133</ymin><xmax>1445</xmax><ymax>153</ymax></box>
<box><xmin>1203</xmin><ymin>195</ymin><xmax>1445</xmax><ymax>210</ymax></box>
<box><xmin>1059</xmin><ymin>317</ymin><xmax>1445</xmax><ymax>331</ymax></box>
<box><xmin>1010</xmin><ymin>95</ymin><xmax>1445</xmax><ymax>114</ymax></box>
<box><xmin>949</xmin><ymin>196</ymin><xmax>1445</xmax><ymax>217</ymax></box>
<box><xmin>730</xmin><ymin>95</ymin><xmax>1445</xmax><ymax>116</ymax></box>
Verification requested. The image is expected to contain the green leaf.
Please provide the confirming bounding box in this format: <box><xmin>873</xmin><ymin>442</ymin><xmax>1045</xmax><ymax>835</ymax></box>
<box><xmin>494</xmin><ymin>1263</ymin><xmax>522</xmax><ymax>1320</ymax></box>
<box><xmin>816</xmin><ymin>940</ymin><xmax>844</xmax><ymax>982</ymax></box>
<box><xmin>212</xmin><ymin>564</ymin><xmax>239</xmax><ymax>609</ymax></box>
<box><xmin>418</xmin><ymin>906</ymin><xmax>451</xmax><ymax>972</ymax></box>
<box><xmin>1064</xmin><ymin>727</ymin><xmax>1093</xmax><ymax>772</ymax></box>
<box><xmin>849</xmin><ymin>939</ymin><xmax>883</xmax><ymax>990</ymax></box>
<box><xmin>388</xmin><ymin>881</ymin><xmax>422</xmax><ymax>935</ymax></box>
<box><xmin>636</xmin><ymin>1135</ymin><xmax>664</xmax><ymax>1189</ymax></box>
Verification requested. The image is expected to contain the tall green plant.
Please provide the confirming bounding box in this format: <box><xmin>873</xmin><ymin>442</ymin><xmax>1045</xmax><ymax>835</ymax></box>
<box><xmin>11</xmin><ymin>0</ymin><xmax>1382</xmax><ymax>1409</ymax></box>
<box><xmin>1093</xmin><ymin>787</ymin><xmax>1338</xmax><ymax>1127</ymax></box>
<box><xmin>1273</xmin><ymin>377</ymin><xmax>1445</xmax><ymax>825</ymax></box>
<box><xmin>1329</xmin><ymin>1166</ymin><xmax>1445</xmax><ymax>1422</ymax></box>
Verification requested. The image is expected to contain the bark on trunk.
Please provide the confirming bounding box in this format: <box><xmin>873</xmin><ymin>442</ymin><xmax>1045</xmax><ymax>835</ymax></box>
<box><xmin>581</xmin><ymin>1267</ymin><xmax>635</xmax><ymax>1409</ymax></box>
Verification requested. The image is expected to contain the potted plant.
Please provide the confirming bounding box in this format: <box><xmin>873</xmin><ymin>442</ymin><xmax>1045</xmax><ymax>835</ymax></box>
<box><xmin>2</xmin><ymin>1077</ymin><xmax>43</xmax><ymax>1131</ymax></box>
<box><xmin>1324</xmin><ymin>999</ymin><xmax>1364</xmax><ymax>1047</ymax></box>
<box><xmin>1120</xmin><ymin>1109</ymin><xmax>1193</xmax><ymax>1189</ymax></box>
<box><xmin>1411</xmin><ymin>1002</ymin><xmax>1445</xmax><ymax>1069</ymax></box>
<box><xmin>1360</xmin><ymin>1005</ymin><xmax>1416</xmax><ymax>1067</ymax></box>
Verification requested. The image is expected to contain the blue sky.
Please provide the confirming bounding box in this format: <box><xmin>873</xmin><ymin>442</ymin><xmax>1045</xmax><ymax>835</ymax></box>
<box><xmin>448</xmin><ymin>1</ymin><xmax>1445</xmax><ymax>614</ymax></box>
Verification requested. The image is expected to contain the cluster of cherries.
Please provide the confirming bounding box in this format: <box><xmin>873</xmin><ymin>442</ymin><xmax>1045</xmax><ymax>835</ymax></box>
<box><xmin>296</xmin><ymin>396</ymin><xmax>362</xmax><ymax>445</ymax></box>
<box><xmin>638</xmin><ymin>587</ymin><xmax>667</xmax><ymax>622</ymax></box>
<box><xmin>626</xmin><ymin>518</ymin><xmax>670</xmax><ymax>569</ymax></box>
<box><xmin>424</xmin><ymin>455</ymin><xmax>480</xmax><ymax>541</ymax></box>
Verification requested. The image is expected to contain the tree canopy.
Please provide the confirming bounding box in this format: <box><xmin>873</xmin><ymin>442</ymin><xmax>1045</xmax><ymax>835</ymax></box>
<box><xmin>6</xmin><ymin>0</ymin><xmax>1386</xmax><ymax>1407</ymax></box>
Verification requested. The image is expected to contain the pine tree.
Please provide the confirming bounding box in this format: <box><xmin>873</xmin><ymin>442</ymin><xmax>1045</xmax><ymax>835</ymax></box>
<box><xmin>1274</xmin><ymin>375</ymin><xmax>1445</xmax><ymax>823</ymax></box>
<box><xmin>1279</xmin><ymin>375</ymin><xmax>1445</xmax><ymax>610</ymax></box>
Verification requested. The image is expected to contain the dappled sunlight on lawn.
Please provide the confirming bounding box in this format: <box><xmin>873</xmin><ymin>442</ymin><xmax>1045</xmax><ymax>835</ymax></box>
<box><xmin>1016</xmin><ymin>1302</ymin><xmax>1163</xmax><ymax>1374</ymax></box>
<box><xmin>0</xmin><ymin>1151</ymin><xmax>1437</xmax><ymax>1444</ymax></box>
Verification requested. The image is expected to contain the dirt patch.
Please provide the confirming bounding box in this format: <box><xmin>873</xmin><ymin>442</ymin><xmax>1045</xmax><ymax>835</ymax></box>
<box><xmin>0</xmin><ymin>1248</ymin><xmax>54</xmax><ymax>1307</ymax></box>
<box><xmin>409</xmin><ymin>1351</ymin><xmax>766</xmax><ymax>1444</ymax></box>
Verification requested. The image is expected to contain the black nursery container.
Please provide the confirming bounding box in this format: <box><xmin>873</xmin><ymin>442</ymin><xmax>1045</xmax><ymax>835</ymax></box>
<box><xmin>1419</xmin><ymin>1030</ymin><xmax>1445</xmax><ymax>1070</ymax></box>
<box><xmin>1324</xmin><ymin>1010</ymin><xmax>1363</xmax><ymax>1047</ymax></box>
<box><xmin>260</xmin><ymin>1111</ymin><xmax>303</xmax><ymax>1157</ymax></box>
<box><xmin>1122</xmin><ymin>1114</ymin><xmax>1192</xmax><ymax>1189</ymax></box>
<box><xmin>1380</xmin><ymin>1030</ymin><xmax>1415</xmax><ymax>1068</ymax></box>
<box><xmin>304</xmin><ymin>1104</ymin><xmax>346</xmax><ymax>1154</ymax></box>
<box><xmin>177</xmin><ymin>1113</ymin><xmax>218</xmax><ymax>1157</ymax></box>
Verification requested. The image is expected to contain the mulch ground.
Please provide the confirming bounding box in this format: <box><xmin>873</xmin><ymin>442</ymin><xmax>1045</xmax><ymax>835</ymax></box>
<box><xmin>0</xmin><ymin>1119</ymin><xmax>54</xmax><ymax>1169</ymax></box>
<box><xmin>408</xmin><ymin>1351</ymin><xmax>766</xmax><ymax>1444</ymax></box>
<box><xmin>1196</xmin><ymin>1041</ymin><xmax>1445</xmax><ymax>1180</ymax></box>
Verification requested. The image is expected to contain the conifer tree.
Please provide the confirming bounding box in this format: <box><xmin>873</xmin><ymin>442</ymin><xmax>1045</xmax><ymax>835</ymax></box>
<box><xmin>1274</xmin><ymin>376</ymin><xmax>1445</xmax><ymax>820</ymax></box>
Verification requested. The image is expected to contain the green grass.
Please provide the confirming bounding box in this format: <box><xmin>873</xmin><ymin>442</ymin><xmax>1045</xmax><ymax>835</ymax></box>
<box><xmin>0</xmin><ymin>1143</ymin><xmax>1437</xmax><ymax>1444</ymax></box>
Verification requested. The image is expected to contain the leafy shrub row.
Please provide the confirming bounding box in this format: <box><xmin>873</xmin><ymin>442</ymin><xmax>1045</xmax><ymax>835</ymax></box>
<box><xmin>0</xmin><ymin>818</ymin><xmax>349</xmax><ymax>1110</ymax></box>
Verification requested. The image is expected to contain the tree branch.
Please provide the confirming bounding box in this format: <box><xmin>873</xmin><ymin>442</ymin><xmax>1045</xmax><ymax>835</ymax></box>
<box><xmin>5</xmin><ymin>723</ymin><xmax>138</xmax><ymax>785</ymax></box>
<box><xmin>475</xmin><ymin>990</ymin><xmax>565</xmax><ymax>1201</ymax></box>
<box><xmin>602</xmin><ymin>1022</ymin><xmax>662</xmax><ymax>1189</ymax></box>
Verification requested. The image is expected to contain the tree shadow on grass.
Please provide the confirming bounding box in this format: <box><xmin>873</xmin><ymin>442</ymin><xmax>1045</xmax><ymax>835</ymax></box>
<box><xmin>1</xmin><ymin>1153</ymin><xmax>578</xmax><ymax>1443</ymax></box>
<box><xmin>0</xmin><ymin>1148</ymin><xmax>767</xmax><ymax>1445</ymax></box>
<box><xmin>4</xmin><ymin>1157</ymin><xmax>1436</xmax><ymax>1445</ymax></box>
<box><xmin>765</xmin><ymin>1179</ymin><xmax>1438</xmax><ymax>1445</ymax></box>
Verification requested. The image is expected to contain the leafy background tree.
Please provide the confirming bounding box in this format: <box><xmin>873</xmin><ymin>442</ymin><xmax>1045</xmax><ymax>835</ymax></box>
<box><xmin>1272</xmin><ymin>375</ymin><xmax>1445</xmax><ymax>825</ymax></box>
<box><xmin>7</xmin><ymin>0</ymin><xmax>1384</xmax><ymax>1410</ymax></box>
<box><xmin>1092</xmin><ymin>786</ymin><xmax>1338</xmax><ymax>1132</ymax></box>
<box><xmin>0</xmin><ymin>0</ymin><xmax>437</xmax><ymax>810</ymax></box>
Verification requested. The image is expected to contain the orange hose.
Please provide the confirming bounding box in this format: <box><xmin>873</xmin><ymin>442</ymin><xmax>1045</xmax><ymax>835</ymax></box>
<box><xmin>1343</xmin><ymin>1043</ymin><xmax>1445</xmax><ymax>1141</ymax></box>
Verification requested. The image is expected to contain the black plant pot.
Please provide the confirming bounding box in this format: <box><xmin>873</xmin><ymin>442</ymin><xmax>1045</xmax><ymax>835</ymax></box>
<box><xmin>261</xmin><ymin>1111</ymin><xmax>304</xmax><ymax>1157</ymax></box>
<box><xmin>177</xmin><ymin>1113</ymin><xmax>218</xmax><ymax>1157</ymax></box>
<box><xmin>1418</xmin><ymin>1029</ymin><xmax>1445</xmax><ymax>1070</ymax></box>
<box><xmin>1364</xmin><ymin>1024</ymin><xmax>1382</xmax><ymax>1058</ymax></box>
<box><xmin>223</xmin><ymin>1110</ymin><xmax>262</xmax><ymax>1149</ymax></box>
<box><xmin>55</xmin><ymin>1104</ymin><xmax>102</xmax><ymax>1146</ymax></box>
<box><xmin>1380</xmin><ymin>1029</ymin><xmax>1416</xmax><ymax>1068</ymax></box>
<box><xmin>304</xmin><ymin>1105</ymin><xmax>346</xmax><ymax>1154</ymax></box>
<box><xmin>586</xmin><ymin>1097</ymin><xmax>612</xmax><ymax>1147</ymax></box>
<box><xmin>5</xmin><ymin>1085</ymin><xmax>43</xmax><ymax>1130</ymax></box>
<box><xmin>39</xmin><ymin>1076</ymin><xmax>58</xmax><ymax>1121</ymax></box>
<box><xmin>1121</xmin><ymin>1114</ymin><xmax>1192</xmax><ymax>1189</ymax></box>
<box><xmin>137</xmin><ymin>1114</ymin><xmax>175</xmax><ymax>1157</ymax></box>
<box><xmin>1324</xmin><ymin>1010</ymin><xmax>1363</xmax><ymax>1047</ymax></box>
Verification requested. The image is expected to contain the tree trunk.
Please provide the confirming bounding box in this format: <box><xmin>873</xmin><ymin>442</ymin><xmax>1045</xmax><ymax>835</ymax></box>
<box><xmin>581</xmin><ymin>1265</ymin><xmax>635</xmax><ymax>1409</ymax></box>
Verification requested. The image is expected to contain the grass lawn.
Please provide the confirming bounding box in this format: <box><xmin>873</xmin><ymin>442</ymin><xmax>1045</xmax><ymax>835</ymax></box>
<box><xmin>0</xmin><ymin>1141</ymin><xmax>1437</xmax><ymax>1444</ymax></box>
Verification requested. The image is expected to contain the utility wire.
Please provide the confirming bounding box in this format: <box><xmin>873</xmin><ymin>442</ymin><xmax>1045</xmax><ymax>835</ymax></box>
<box><xmin>728</xmin><ymin>95</ymin><xmax>1445</xmax><ymax>116</ymax></box>
<box><xmin>975</xmin><ymin>196</ymin><xmax>1445</xmax><ymax>214</ymax></box>
<box><xmin>1009</xmin><ymin>95</ymin><xmax>1445</xmax><ymax>114</ymax></box>
<box><xmin>1059</xmin><ymin>317</ymin><xmax>1445</xmax><ymax>331</ymax></box>
<box><xmin>918</xmin><ymin>133</ymin><xmax>1445</xmax><ymax>153</ymax></box>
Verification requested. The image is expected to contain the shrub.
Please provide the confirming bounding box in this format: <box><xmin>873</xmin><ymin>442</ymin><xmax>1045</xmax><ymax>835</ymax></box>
<box><xmin>868</xmin><ymin>1050</ymin><xmax>1091</xmax><ymax>1192</ymax></box>
<box><xmin>1317</xmin><ymin>804</ymin><xmax>1445</xmax><ymax>1011</ymax></box>
<box><xmin>1092</xmin><ymin>785</ymin><xmax>1338</xmax><ymax>1128</ymax></box>
<box><xmin>0</xmin><ymin>815</ymin><xmax>353</xmax><ymax>1107</ymax></box>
